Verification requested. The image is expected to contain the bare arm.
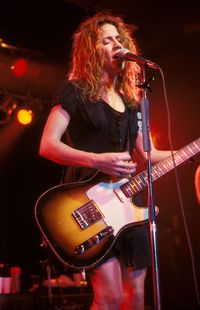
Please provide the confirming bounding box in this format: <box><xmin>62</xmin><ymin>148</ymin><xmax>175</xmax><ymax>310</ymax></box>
<box><xmin>195</xmin><ymin>166</ymin><xmax>200</xmax><ymax>205</ymax></box>
<box><xmin>39</xmin><ymin>105</ymin><xmax>137</xmax><ymax>177</ymax></box>
<box><xmin>135</xmin><ymin>131</ymin><xmax>173</xmax><ymax>164</ymax></box>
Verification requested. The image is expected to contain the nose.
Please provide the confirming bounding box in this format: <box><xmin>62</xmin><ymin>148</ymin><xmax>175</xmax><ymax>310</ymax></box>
<box><xmin>113</xmin><ymin>39</ymin><xmax>122</xmax><ymax>50</ymax></box>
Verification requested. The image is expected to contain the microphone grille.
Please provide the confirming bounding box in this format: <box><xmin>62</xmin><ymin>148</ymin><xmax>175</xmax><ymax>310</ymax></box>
<box><xmin>115</xmin><ymin>48</ymin><xmax>130</xmax><ymax>57</ymax></box>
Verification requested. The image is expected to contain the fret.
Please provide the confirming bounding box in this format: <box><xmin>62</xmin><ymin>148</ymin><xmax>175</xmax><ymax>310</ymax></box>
<box><xmin>187</xmin><ymin>144</ymin><xmax>198</xmax><ymax>153</ymax></box>
<box><xmin>152</xmin><ymin>169</ymin><xmax>161</xmax><ymax>180</ymax></box>
<box><xmin>136</xmin><ymin>175</ymin><xmax>146</xmax><ymax>187</ymax></box>
<box><xmin>161</xmin><ymin>161</ymin><xmax>168</xmax><ymax>171</ymax></box>
<box><xmin>152</xmin><ymin>165</ymin><xmax>164</xmax><ymax>181</ymax></box>
<box><xmin>122</xmin><ymin>182</ymin><xmax>137</xmax><ymax>197</ymax></box>
<box><xmin>157</xmin><ymin>164</ymin><xmax>163</xmax><ymax>173</ymax></box>
<box><xmin>120</xmin><ymin>138</ymin><xmax>200</xmax><ymax>198</ymax></box>
<box><xmin>124</xmin><ymin>184</ymin><xmax>135</xmax><ymax>196</ymax></box>
<box><xmin>121</xmin><ymin>173</ymin><xmax>146</xmax><ymax>198</ymax></box>
<box><xmin>128</xmin><ymin>182</ymin><xmax>138</xmax><ymax>194</ymax></box>
<box><xmin>187</xmin><ymin>145</ymin><xmax>195</xmax><ymax>154</ymax></box>
<box><xmin>193</xmin><ymin>141</ymin><xmax>200</xmax><ymax>150</ymax></box>
<box><xmin>130</xmin><ymin>181</ymin><xmax>140</xmax><ymax>192</ymax></box>
<box><xmin>175</xmin><ymin>152</ymin><xmax>183</xmax><ymax>162</ymax></box>
<box><xmin>160</xmin><ymin>162</ymin><xmax>169</xmax><ymax>173</ymax></box>
<box><xmin>153</xmin><ymin>172</ymin><xmax>160</xmax><ymax>180</ymax></box>
<box><xmin>139</xmin><ymin>172</ymin><xmax>148</xmax><ymax>186</ymax></box>
<box><xmin>165</xmin><ymin>159</ymin><xmax>174</xmax><ymax>168</ymax></box>
<box><xmin>134</xmin><ymin>176</ymin><xmax>144</xmax><ymax>190</ymax></box>
<box><xmin>181</xmin><ymin>149</ymin><xmax>190</xmax><ymax>158</ymax></box>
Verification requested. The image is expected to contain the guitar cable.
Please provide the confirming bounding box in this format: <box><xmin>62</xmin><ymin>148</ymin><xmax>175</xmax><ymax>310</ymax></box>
<box><xmin>159</xmin><ymin>66</ymin><xmax>200</xmax><ymax>307</ymax></box>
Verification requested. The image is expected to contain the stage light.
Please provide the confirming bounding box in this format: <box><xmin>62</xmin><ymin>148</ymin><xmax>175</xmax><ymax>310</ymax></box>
<box><xmin>16</xmin><ymin>109</ymin><xmax>33</xmax><ymax>125</ymax></box>
<box><xmin>0</xmin><ymin>90</ymin><xmax>46</xmax><ymax>127</ymax></box>
<box><xmin>0</xmin><ymin>97</ymin><xmax>17</xmax><ymax>125</ymax></box>
<box><xmin>11</xmin><ymin>58</ymin><xmax>28</xmax><ymax>77</ymax></box>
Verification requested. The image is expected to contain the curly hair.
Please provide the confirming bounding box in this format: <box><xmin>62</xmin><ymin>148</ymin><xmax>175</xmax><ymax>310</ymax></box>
<box><xmin>68</xmin><ymin>12</ymin><xmax>141</xmax><ymax>107</ymax></box>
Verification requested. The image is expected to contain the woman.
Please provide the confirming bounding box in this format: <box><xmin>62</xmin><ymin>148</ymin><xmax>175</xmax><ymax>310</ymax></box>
<box><xmin>40</xmin><ymin>12</ymin><xmax>172</xmax><ymax>310</ymax></box>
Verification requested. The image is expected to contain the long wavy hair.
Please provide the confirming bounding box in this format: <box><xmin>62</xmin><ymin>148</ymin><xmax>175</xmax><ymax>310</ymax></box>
<box><xmin>68</xmin><ymin>12</ymin><xmax>141</xmax><ymax>107</ymax></box>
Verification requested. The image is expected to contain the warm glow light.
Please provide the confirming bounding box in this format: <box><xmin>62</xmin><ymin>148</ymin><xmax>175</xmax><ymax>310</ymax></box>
<box><xmin>11</xmin><ymin>58</ymin><xmax>28</xmax><ymax>77</ymax></box>
<box><xmin>17</xmin><ymin>109</ymin><xmax>33</xmax><ymax>125</ymax></box>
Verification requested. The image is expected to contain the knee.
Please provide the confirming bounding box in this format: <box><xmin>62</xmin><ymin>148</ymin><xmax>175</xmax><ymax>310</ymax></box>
<box><xmin>107</xmin><ymin>290</ymin><xmax>122</xmax><ymax>307</ymax></box>
<box><xmin>121</xmin><ymin>284</ymin><xmax>145</xmax><ymax>309</ymax></box>
<box><xmin>133</xmin><ymin>288</ymin><xmax>145</xmax><ymax>304</ymax></box>
<box><xmin>93</xmin><ymin>288</ymin><xmax>122</xmax><ymax>309</ymax></box>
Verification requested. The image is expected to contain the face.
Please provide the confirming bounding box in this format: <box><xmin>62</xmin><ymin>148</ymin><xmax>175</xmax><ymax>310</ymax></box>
<box><xmin>99</xmin><ymin>23</ymin><xmax>124</xmax><ymax>73</ymax></box>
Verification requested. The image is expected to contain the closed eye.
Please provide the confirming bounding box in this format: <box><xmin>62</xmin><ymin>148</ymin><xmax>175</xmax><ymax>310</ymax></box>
<box><xmin>102</xmin><ymin>38</ymin><xmax>111</xmax><ymax>45</ymax></box>
<box><xmin>102</xmin><ymin>36</ymin><xmax>122</xmax><ymax>45</ymax></box>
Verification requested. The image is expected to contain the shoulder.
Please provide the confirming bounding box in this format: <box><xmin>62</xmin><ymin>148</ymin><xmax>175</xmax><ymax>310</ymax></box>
<box><xmin>53</xmin><ymin>80</ymin><xmax>82</xmax><ymax>116</ymax></box>
<box><xmin>54</xmin><ymin>80</ymin><xmax>80</xmax><ymax>101</ymax></box>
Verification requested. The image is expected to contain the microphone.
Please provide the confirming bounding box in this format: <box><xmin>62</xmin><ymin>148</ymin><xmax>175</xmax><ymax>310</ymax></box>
<box><xmin>113</xmin><ymin>48</ymin><xmax>159</xmax><ymax>70</ymax></box>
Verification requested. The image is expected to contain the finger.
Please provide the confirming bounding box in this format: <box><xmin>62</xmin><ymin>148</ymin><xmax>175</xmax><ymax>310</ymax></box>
<box><xmin>123</xmin><ymin>161</ymin><xmax>137</xmax><ymax>168</ymax></box>
<box><xmin>118</xmin><ymin>151</ymin><xmax>132</xmax><ymax>161</ymax></box>
<box><xmin>118</xmin><ymin>161</ymin><xmax>137</xmax><ymax>170</ymax></box>
<box><xmin>117</xmin><ymin>165</ymin><xmax>136</xmax><ymax>175</ymax></box>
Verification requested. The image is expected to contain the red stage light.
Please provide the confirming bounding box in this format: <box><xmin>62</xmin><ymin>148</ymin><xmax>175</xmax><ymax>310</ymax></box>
<box><xmin>11</xmin><ymin>58</ymin><xmax>28</xmax><ymax>77</ymax></box>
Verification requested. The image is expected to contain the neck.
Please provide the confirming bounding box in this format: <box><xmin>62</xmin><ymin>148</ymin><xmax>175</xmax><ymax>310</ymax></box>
<box><xmin>102</xmin><ymin>72</ymin><xmax>118</xmax><ymax>92</ymax></box>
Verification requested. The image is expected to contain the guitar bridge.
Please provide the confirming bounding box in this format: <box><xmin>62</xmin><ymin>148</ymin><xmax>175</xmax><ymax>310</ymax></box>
<box><xmin>72</xmin><ymin>200</ymin><xmax>103</xmax><ymax>229</ymax></box>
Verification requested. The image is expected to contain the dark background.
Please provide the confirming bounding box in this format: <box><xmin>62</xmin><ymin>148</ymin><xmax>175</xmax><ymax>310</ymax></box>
<box><xmin>0</xmin><ymin>1</ymin><xmax>200</xmax><ymax>309</ymax></box>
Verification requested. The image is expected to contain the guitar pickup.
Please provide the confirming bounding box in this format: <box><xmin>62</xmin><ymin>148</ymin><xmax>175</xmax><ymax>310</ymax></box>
<box><xmin>74</xmin><ymin>226</ymin><xmax>114</xmax><ymax>255</ymax></box>
<box><xmin>113</xmin><ymin>188</ymin><xmax>127</xmax><ymax>203</ymax></box>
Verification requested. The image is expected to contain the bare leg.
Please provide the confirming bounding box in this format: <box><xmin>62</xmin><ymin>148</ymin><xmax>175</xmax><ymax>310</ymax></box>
<box><xmin>89</xmin><ymin>257</ymin><xmax>123</xmax><ymax>310</ymax></box>
<box><xmin>120</xmin><ymin>267</ymin><xmax>147</xmax><ymax>310</ymax></box>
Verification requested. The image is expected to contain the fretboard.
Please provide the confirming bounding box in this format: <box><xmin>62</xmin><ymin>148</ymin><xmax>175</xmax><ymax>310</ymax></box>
<box><xmin>121</xmin><ymin>138</ymin><xmax>200</xmax><ymax>198</ymax></box>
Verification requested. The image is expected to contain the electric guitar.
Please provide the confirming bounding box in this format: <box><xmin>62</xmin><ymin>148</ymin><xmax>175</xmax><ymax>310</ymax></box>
<box><xmin>35</xmin><ymin>138</ymin><xmax>200</xmax><ymax>270</ymax></box>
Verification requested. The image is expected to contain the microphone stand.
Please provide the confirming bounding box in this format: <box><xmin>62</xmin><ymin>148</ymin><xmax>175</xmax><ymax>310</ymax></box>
<box><xmin>139</xmin><ymin>67</ymin><xmax>161</xmax><ymax>310</ymax></box>
<box><xmin>40</xmin><ymin>237</ymin><xmax>54</xmax><ymax>310</ymax></box>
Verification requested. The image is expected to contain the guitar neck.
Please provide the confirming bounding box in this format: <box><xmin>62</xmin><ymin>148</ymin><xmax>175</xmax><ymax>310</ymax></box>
<box><xmin>121</xmin><ymin>138</ymin><xmax>200</xmax><ymax>198</ymax></box>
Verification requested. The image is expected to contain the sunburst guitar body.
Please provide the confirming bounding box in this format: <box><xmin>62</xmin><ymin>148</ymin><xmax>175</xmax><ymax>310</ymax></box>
<box><xmin>35</xmin><ymin>138</ymin><xmax>200</xmax><ymax>270</ymax></box>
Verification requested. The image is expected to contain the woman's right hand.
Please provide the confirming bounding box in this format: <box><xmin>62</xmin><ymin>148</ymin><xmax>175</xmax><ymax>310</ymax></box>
<box><xmin>92</xmin><ymin>151</ymin><xmax>137</xmax><ymax>178</ymax></box>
